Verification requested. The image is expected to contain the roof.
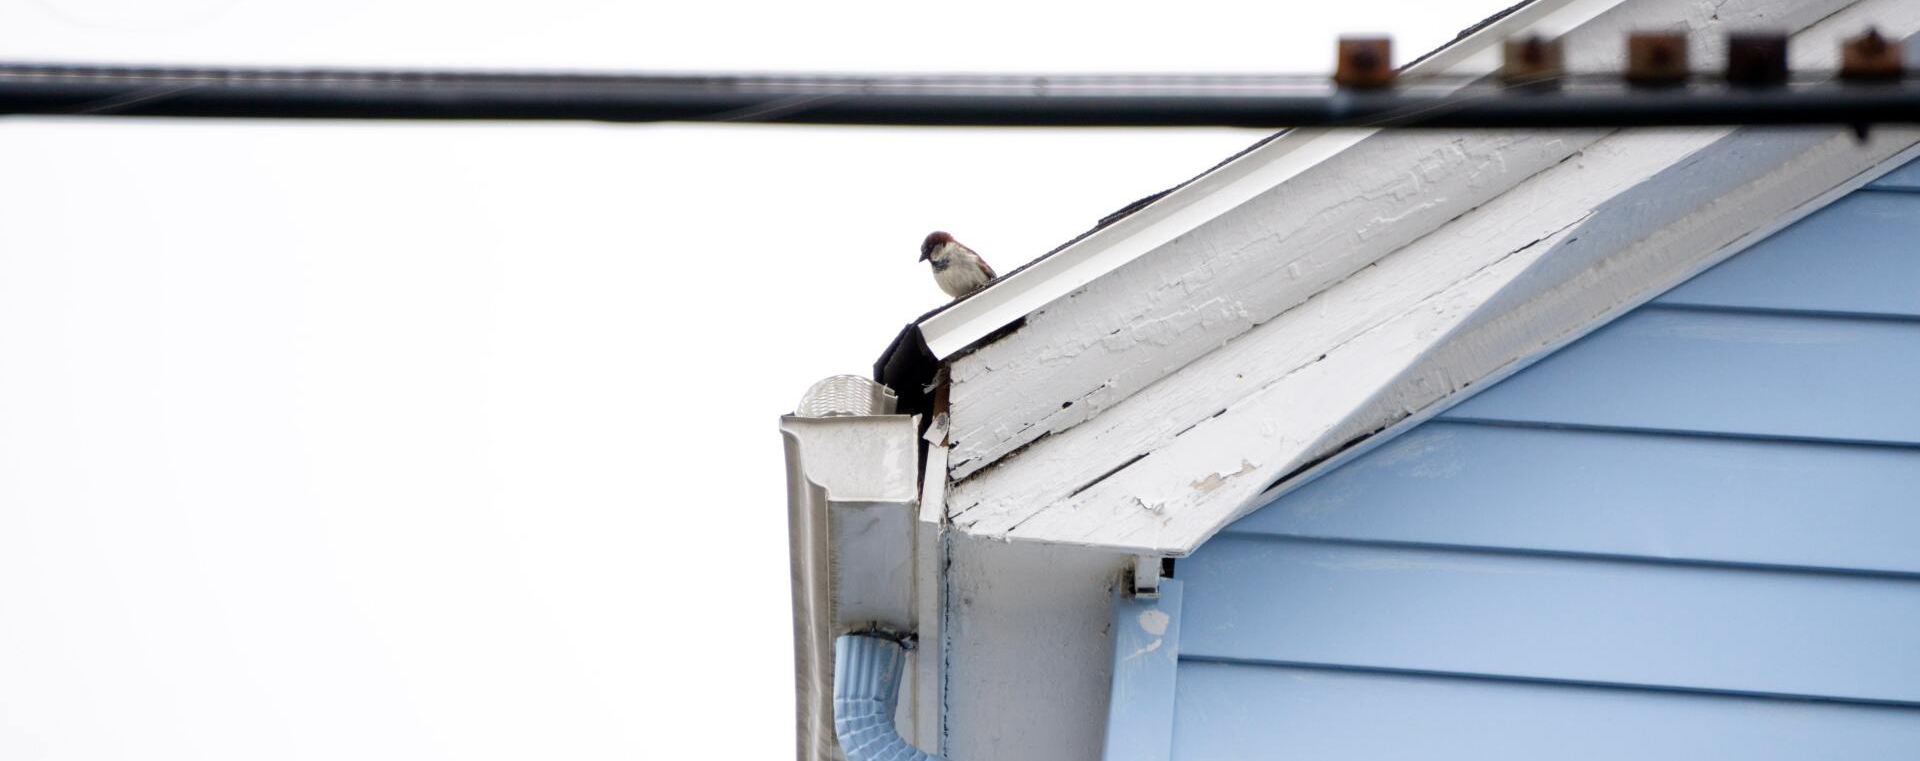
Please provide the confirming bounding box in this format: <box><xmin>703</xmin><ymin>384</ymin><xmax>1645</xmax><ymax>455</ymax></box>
<box><xmin>895</xmin><ymin>0</ymin><xmax>1920</xmax><ymax>556</ymax></box>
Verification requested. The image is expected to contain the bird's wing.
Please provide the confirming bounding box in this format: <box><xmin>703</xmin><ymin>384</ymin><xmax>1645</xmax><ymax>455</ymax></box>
<box><xmin>974</xmin><ymin>249</ymin><xmax>997</xmax><ymax>280</ymax></box>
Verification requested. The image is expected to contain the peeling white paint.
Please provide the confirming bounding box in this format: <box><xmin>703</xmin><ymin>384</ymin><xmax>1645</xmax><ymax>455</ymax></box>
<box><xmin>947</xmin><ymin>130</ymin><xmax>1589</xmax><ymax>478</ymax></box>
<box><xmin>1137</xmin><ymin>608</ymin><xmax>1171</xmax><ymax>636</ymax></box>
<box><xmin>1189</xmin><ymin>459</ymin><xmax>1257</xmax><ymax>494</ymax></box>
<box><xmin>944</xmin><ymin>0</ymin><xmax>1854</xmax><ymax>484</ymax></box>
<box><xmin>944</xmin><ymin>0</ymin><xmax>1916</xmax><ymax>557</ymax></box>
<box><xmin>1122</xmin><ymin>638</ymin><xmax>1164</xmax><ymax>661</ymax></box>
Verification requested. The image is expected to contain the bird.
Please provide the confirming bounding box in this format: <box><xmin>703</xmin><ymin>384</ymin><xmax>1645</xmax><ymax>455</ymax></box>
<box><xmin>920</xmin><ymin>231</ymin><xmax>997</xmax><ymax>298</ymax></box>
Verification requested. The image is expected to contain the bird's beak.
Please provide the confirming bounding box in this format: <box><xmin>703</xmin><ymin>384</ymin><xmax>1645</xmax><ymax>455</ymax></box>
<box><xmin>918</xmin><ymin>251</ymin><xmax>929</xmax><ymax>262</ymax></box>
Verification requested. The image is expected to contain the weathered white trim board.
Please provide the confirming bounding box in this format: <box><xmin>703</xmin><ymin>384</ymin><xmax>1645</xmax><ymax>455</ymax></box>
<box><xmin>947</xmin><ymin>0</ymin><xmax>1920</xmax><ymax>555</ymax></box>
<box><xmin>910</xmin><ymin>435</ymin><xmax>948</xmax><ymax>750</ymax></box>
<box><xmin>943</xmin><ymin>0</ymin><xmax>1851</xmax><ymax>482</ymax></box>
<box><xmin>939</xmin><ymin>534</ymin><xmax>1128</xmax><ymax>761</ymax></box>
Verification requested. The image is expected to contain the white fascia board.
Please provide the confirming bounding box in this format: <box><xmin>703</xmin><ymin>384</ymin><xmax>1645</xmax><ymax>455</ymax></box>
<box><xmin>942</xmin><ymin>0</ymin><xmax>1845</xmax><ymax>481</ymax></box>
<box><xmin>951</xmin><ymin>0</ymin><xmax>1920</xmax><ymax>555</ymax></box>
<box><xmin>916</xmin><ymin>0</ymin><xmax>1628</xmax><ymax>362</ymax></box>
<box><xmin>909</xmin><ymin>433</ymin><xmax>948</xmax><ymax>750</ymax></box>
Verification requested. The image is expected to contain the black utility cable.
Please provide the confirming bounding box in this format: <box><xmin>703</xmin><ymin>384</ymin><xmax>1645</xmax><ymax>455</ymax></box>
<box><xmin>2</xmin><ymin>64</ymin><xmax>1918</xmax><ymax>128</ymax></box>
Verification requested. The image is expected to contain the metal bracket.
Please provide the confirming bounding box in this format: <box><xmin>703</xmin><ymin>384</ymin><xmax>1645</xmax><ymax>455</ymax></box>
<box><xmin>1131</xmin><ymin>554</ymin><xmax>1164</xmax><ymax>598</ymax></box>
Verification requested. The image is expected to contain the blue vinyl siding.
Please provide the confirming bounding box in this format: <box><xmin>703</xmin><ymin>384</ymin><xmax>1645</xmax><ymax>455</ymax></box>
<box><xmin>1225</xmin><ymin>423</ymin><xmax>1920</xmax><ymax>575</ymax></box>
<box><xmin>1653</xmin><ymin>191</ymin><xmax>1920</xmax><ymax>318</ymax></box>
<box><xmin>1439</xmin><ymin>307</ymin><xmax>1920</xmax><ymax>445</ymax></box>
<box><xmin>1181</xmin><ymin>537</ymin><xmax>1920</xmax><ymax>703</ymax></box>
<box><xmin>1141</xmin><ymin>159</ymin><xmax>1920</xmax><ymax>760</ymax></box>
<box><xmin>1172</xmin><ymin>662</ymin><xmax>1920</xmax><ymax>761</ymax></box>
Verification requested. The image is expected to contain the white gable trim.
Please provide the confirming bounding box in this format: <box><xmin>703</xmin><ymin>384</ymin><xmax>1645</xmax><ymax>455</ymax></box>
<box><xmin>942</xmin><ymin>0</ymin><xmax>1840</xmax><ymax>482</ymax></box>
<box><xmin>947</xmin><ymin>0</ymin><xmax>1920</xmax><ymax>555</ymax></box>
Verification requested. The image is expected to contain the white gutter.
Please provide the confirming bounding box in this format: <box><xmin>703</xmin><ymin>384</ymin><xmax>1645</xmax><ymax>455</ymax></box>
<box><xmin>781</xmin><ymin>376</ymin><xmax>925</xmax><ymax>761</ymax></box>
<box><xmin>915</xmin><ymin>0</ymin><xmax>1628</xmax><ymax>360</ymax></box>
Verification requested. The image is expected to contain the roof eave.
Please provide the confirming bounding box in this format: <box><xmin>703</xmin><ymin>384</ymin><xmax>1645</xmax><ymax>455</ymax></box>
<box><xmin>946</xmin><ymin>0</ymin><xmax>1920</xmax><ymax>555</ymax></box>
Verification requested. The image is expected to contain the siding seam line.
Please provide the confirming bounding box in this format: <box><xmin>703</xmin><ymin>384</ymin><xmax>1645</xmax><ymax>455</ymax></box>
<box><xmin>1171</xmin><ymin>656</ymin><xmax>1920</xmax><ymax>710</ymax></box>
<box><xmin>1642</xmin><ymin>301</ymin><xmax>1920</xmax><ymax>324</ymax></box>
<box><xmin>1202</xmin><ymin>531</ymin><xmax>1920</xmax><ymax>581</ymax></box>
<box><xmin>1431</xmin><ymin>417</ymin><xmax>1920</xmax><ymax>451</ymax></box>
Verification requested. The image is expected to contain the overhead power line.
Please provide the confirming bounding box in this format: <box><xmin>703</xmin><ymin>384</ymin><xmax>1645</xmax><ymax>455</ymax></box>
<box><xmin>0</xmin><ymin>30</ymin><xmax>1914</xmax><ymax>129</ymax></box>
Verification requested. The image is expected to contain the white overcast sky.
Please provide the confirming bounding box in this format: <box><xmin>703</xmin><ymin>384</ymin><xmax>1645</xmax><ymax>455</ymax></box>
<box><xmin>0</xmin><ymin>1</ymin><xmax>1516</xmax><ymax>759</ymax></box>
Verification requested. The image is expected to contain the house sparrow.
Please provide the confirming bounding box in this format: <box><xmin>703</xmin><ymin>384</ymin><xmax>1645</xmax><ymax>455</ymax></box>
<box><xmin>920</xmin><ymin>231</ymin><xmax>997</xmax><ymax>298</ymax></box>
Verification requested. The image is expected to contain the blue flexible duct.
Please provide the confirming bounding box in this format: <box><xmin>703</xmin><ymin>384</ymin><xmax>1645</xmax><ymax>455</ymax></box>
<box><xmin>833</xmin><ymin>634</ymin><xmax>947</xmax><ymax>761</ymax></box>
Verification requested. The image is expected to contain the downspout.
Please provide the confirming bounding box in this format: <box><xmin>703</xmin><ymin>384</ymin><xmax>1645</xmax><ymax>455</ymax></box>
<box><xmin>834</xmin><ymin>633</ymin><xmax>947</xmax><ymax>761</ymax></box>
<box><xmin>783</xmin><ymin>375</ymin><xmax>944</xmax><ymax>761</ymax></box>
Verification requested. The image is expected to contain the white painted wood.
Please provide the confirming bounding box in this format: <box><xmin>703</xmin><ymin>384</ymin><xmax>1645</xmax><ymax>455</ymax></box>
<box><xmin>948</xmin><ymin>130</ymin><xmax>1725</xmax><ymax>546</ymax></box>
<box><xmin>916</xmin><ymin>0</ymin><xmax>1638</xmax><ymax>363</ymax></box>
<box><xmin>964</xmin><ymin>242</ymin><xmax>1553</xmax><ymax>552</ymax></box>
<box><xmin>938</xmin><ymin>532</ymin><xmax>1129</xmax><ymax>761</ymax></box>
<box><xmin>908</xmin><ymin>438</ymin><xmax>948</xmax><ymax>750</ymax></box>
<box><xmin>947</xmin><ymin>129</ymin><xmax>1598</xmax><ymax>479</ymax></box>
<box><xmin>943</xmin><ymin>0</ymin><xmax>1849</xmax><ymax>481</ymax></box>
<box><xmin>948</xmin><ymin>0</ymin><xmax>1920</xmax><ymax>556</ymax></box>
